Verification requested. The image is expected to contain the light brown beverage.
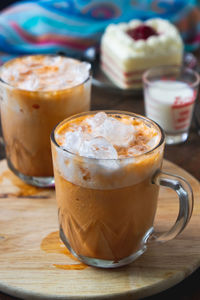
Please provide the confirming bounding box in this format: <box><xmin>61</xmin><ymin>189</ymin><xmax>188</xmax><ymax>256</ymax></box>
<box><xmin>51</xmin><ymin>111</ymin><xmax>164</xmax><ymax>267</ymax></box>
<box><xmin>0</xmin><ymin>55</ymin><xmax>91</xmax><ymax>186</ymax></box>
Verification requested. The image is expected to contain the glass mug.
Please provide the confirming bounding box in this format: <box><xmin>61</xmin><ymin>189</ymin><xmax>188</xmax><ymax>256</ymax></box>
<box><xmin>51</xmin><ymin>111</ymin><xmax>193</xmax><ymax>268</ymax></box>
<box><xmin>0</xmin><ymin>55</ymin><xmax>91</xmax><ymax>187</ymax></box>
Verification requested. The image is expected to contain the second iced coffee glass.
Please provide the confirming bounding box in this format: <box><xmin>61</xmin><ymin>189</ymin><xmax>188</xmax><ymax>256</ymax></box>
<box><xmin>0</xmin><ymin>55</ymin><xmax>91</xmax><ymax>187</ymax></box>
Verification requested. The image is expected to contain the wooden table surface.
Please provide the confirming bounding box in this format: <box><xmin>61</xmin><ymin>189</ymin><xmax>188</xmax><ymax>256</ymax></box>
<box><xmin>0</xmin><ymin>82</ymin><xmax>200</xmax><ymax>300</ymax></box>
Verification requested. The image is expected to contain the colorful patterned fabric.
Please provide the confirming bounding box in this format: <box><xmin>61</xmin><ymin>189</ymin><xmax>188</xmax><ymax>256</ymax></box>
<box><xmin>0</xmin><ymin>0</ymin><xmax>199</xmax><ymax>64</ymax></box>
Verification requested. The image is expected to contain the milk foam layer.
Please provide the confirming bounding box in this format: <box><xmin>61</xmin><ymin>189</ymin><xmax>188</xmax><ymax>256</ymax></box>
<box><xmin>0</xmin><ymin>55</ymin><xmax>90</xmax><ymax>91</ymax></box>
<box><xmin>53</xmin><ymin>112</ymin><xmax>163</xmax><ymax>189</ymax></box>
<box><xmin>56</xmin><ymin>112</ymin><xmax>160</xmax><ymax>158</ymax></box>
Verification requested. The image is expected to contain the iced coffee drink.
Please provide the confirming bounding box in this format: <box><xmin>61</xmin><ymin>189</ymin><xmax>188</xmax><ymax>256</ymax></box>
<box><xmin>0</xmin><ymin>55</ymin><xmax>91</xmax><ymax>186</ymax></box>
<box><xmin>51</xmin><ymin>111</ymin><xmax>164</xmax><ymax>265</ymax></box>
<box><xmin>51</xmin><ymin>111</ymin><xmax>193</xmax><ymax>268</ymax></box>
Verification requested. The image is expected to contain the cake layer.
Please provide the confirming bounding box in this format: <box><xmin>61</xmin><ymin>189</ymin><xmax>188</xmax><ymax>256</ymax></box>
<box><xmin>101</xmin><ymin>47</ymin><xmax>182</xmax><ymax>89</ymax></box>
<box><xmin>101</xmin><ymin>60</ymin><xmax>142</xmax><ymax>89</ymax></box>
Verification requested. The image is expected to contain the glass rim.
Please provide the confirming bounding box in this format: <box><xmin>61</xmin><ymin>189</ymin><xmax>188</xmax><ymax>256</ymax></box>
<box><xmin>142</xmin><ymin>65</ymin><xmax>200</xmax><ymax>89</ymax></box>
<box><xmin>0</xmin><ymin>54</ymin><xmax>91</xmax><ymax>93</ymax></box>
<box><xmin>51</xmin><ymin>110</ymin><xmax>165</xmax><ymax>161</ymax></box>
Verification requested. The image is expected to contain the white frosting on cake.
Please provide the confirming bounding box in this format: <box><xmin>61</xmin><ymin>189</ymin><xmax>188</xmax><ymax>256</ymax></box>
<box><xmin>102</xmin><ymin>18</ymin><xmax>183</xmax><ymax>60</ymax></box>
<box><xmin>100</xmin><ymin>18</ymin><xmax>183</xmax><ymax>89</ymax></box>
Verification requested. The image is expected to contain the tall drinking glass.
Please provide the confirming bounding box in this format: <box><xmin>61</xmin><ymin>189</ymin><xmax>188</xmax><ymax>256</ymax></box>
<box><xmin>0</xmin><ymin>55</ymin><xmax>91</xmax><ymax>187</ymax></box>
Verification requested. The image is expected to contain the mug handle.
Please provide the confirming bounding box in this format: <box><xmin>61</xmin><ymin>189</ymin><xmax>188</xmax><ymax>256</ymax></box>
<box><xmin>150</xmin><ymin>171</ymin><xmax>193</xmax><ymax>243</ymax></box>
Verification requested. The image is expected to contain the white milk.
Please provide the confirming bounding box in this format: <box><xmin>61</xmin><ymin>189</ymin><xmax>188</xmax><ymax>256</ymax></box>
<box><xmin>144</xmin><ymin>80</ymin><xmax>195</xmax><ymax>133</ymax></box>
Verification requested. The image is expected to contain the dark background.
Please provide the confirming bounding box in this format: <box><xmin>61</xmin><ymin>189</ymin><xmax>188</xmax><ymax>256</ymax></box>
<box><xmin>0</xmin><ymin>0</ymin><xmax>17</xmax><ymax>11</ymax></box>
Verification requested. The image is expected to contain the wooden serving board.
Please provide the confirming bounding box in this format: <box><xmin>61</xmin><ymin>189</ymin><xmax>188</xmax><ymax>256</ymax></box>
<box><xmin>0</xmin><ymin>159</ymin><xmax>199</xmax><ymax>300</ymax></box>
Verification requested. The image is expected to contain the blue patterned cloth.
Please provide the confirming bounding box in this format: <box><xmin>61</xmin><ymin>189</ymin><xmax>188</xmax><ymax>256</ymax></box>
<box><xmin>0</xmin><ymin>0</ymin><xmax>199</xmax><ymax>63</ymax></box>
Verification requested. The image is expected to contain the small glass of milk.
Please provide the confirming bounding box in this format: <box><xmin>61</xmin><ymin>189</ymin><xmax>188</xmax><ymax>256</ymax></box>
<box><xmin>143</xmin><ymin>66</ymin><xmax>200</xmax><ymax>145</ymax></box>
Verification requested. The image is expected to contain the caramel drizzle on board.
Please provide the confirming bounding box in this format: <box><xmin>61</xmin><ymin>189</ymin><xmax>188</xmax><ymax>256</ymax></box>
<box><xmin>0</xmin><ymin>169</ymin><xmax>87</xmax><ymax>270</ymax></box>
<box><xmin>0</xmin><ymin>169</ymin><xmax>49</xmax><ymax>198</ymax></box>
<box><xmin>41</xmin><ymin>231</ymin><xmax>87</xmax><ymax>270</ymax></box>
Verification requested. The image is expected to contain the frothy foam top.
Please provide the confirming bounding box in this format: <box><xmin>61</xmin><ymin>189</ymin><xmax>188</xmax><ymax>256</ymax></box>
<box><xmin>0</xmin><ymin>55</ymin><xmax>90</xmax><ymax>91</ymax></box>
<box><xmin>54</xmin><ymin>112</ymin><xmax>163</xmax><ymax>189</ymax></box>
<box><xmin>56</xmin><ymin>112</ymin><xmax>160</xmax><ymax>159</ymax></box>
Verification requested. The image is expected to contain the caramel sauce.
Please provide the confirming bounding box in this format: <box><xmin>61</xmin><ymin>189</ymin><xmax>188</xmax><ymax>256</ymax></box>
<box><xmin>32</xmin><ymin>104</ymin><xmax>40</xmax><ymax>109</ymax></box>
<box><xmin>0</xmin><ymin>170</ymin><xmax>46</xmax><ymax>197</ymax></box>
<box><xmin>41</xmin><ymin>231</ymin><xmax>87</xmax><ymax>270</ymax></box>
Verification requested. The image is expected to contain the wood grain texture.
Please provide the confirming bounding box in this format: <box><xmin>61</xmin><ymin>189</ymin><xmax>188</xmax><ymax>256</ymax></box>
<box><xmin>0</xmin><ymin>159</ymin><xmax>199</xmax><ymax>300</ymax></box>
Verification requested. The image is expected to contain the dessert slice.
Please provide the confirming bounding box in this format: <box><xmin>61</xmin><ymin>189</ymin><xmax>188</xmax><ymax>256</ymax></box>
<box><xmin>100</xmin><ymin>18</ymin><xmax>183</xmax><ymax>89</ymax></box>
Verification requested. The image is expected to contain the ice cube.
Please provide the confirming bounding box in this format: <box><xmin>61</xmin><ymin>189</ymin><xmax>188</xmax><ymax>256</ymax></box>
<box><xmin>62</xmin><ymin>60</ymin><xmax>90</xmax><ymax>86</ymax></box>
<box><xmin>93</xmin><ymin>117</ymin><xmax>135</xmax><ymax>147</ymax></box>
<box><xmin>85</xmin><ymin>112</ymin><xmax>108</xmax><ymax>129</ymax></box>
<box><xmin>127</xmin><ymin>147</ymin><xmax>143</xmax><ymax>157</ymax></box>
<box><xmin>79</xmin><ymin>61</ymin><xmax>91</xmax><ymax>74</ymax></box>
<box><xmin>19</xmin><ymin>74</ymin><xmax>39</xmax><ymax>91</ymax></box>
<box><xmin>146</xmin><ymin>134</ymin><xmax>160</xmax><ymax>149</ymax></box>
<box><xmin>79</xmin><ymin>136</ymin><xmax>118</xmax><ymax>159</ymax></box>
<box><xmin>62</xmin><ymin>129</ymin><xmax>84</xmax><ymax>154</ymax></box>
